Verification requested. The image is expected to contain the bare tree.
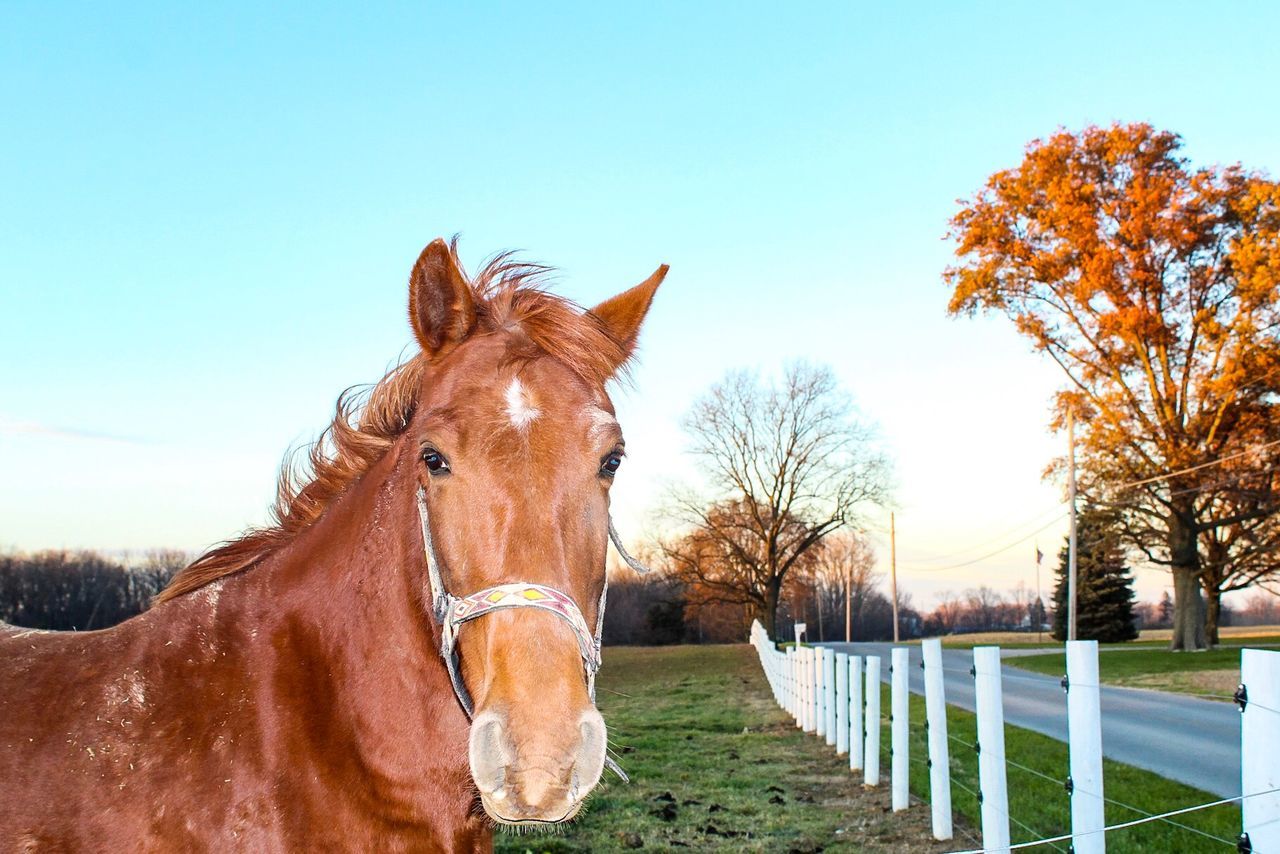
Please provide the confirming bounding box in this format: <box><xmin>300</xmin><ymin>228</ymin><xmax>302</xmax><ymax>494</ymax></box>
<box><xmin>663</xmin><ymin>363</ymin><xmax>892</xmax><ymax>639</ymax></box>
<box><xmin>805</xmin><ymin>531</ymin><xmax>879</xmax><ymax>642</ymax></box>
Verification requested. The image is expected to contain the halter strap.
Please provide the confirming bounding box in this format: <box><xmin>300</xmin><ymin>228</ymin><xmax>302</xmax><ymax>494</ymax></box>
<box><xmin>415</xmin><ymin>487</ymin><xmax>648</xmax><ymax>781</ymax></box>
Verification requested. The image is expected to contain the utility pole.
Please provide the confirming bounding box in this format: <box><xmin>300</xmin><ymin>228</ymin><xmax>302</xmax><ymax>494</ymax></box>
<box><xmin>845</xmin><ymin>564</ymin><xmax>852</xmax><ymax>643</ymax></box>
<box><xmin>1067</xmin><ymin>408</ymin><xmax>1079</xmax><ymax>642</ymax></box>
<box><xmin>890</xmin><ymin>512</ymin><xmax>900</xmax><ymax>643</ymax></box>
<box><xmin>816</xmin><ymin>586</ymin><xmax>824</xmax><ymax>642</ymax></box>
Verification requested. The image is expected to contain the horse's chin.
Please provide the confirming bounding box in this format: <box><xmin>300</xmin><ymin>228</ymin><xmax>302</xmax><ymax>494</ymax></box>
<box><xmin>480</xmin><ymin>794</ymin><xmax>584</xmax><ymax>829</ymax></box>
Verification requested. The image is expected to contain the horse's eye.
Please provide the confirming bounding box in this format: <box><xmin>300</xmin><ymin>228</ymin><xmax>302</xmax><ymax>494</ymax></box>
<box><xmin>422</xmin><ymin>449</ymin><xmax>450</xmax><ymax>475</ymax></box>
<box><xmin>600</xmin><ymin>452</ymin><xmax>623</xmax><ymax>478</ymax></box>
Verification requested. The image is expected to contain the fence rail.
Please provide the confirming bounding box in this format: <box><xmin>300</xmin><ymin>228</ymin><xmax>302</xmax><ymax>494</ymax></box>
<box><xmin>748</xmin><ymin>621</ymin><xmax>1279</xmax><ymax>852</ymax></box>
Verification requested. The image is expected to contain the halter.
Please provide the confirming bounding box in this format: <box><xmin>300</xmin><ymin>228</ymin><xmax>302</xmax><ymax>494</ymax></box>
<box><xmin>415</xmin><ymin>488</ymin><xmax>649</xmax><ymax>780</ymax></box>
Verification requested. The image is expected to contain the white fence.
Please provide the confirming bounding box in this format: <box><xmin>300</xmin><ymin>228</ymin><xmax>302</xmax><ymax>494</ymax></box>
<box><xmin>748</xmin><ymin>620</ymin><xmax>1280</xmax><ymax>853</ymax></box>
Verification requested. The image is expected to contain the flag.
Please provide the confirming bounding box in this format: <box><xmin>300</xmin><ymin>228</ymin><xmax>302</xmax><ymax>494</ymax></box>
<box><xmin>1035</xmin><ymin>546</ymin><xmax>1043</xmax><ymax>565</ymax></box>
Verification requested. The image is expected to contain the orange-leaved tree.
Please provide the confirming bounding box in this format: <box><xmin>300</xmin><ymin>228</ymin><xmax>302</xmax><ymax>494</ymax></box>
<box><xmin>946</xmin><ymin>123</ymin><xmax>1280</xmax><ymax>651</ymax></box>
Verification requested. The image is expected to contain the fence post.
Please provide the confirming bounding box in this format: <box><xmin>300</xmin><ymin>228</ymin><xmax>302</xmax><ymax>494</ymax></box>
<box><xmin>781</xmin><ymin>646</ymin><xmax>789</xmax><ymax>717</ymax></box>
<box><xmin>787</xmin><ymin>647</ymin><xmax>798</xmax><ymax>722</ymax></box>
<box><xmin>790</xmin><ymin>649</ymin><xmax>798</xmax><ymax>723</ymax></box>
<box><xmin>787</xmin><ymin>647</ymin><xmax>793</xmax><ymax>715</ymax></box>
<box><xmin>849</xmin><ymin>655</ymin><xmax>865</xmax><ymax>773</ymax></box>
<box><xmin>1242</xmin><ymin>648</ymin><xmax>1280</xmax><ymax>851</ymax></box>
<box><xmin>796</xmin><ymin>648</ymin><xmax>804</xmax><ymax>728</ymax></box>
<box><xmin>835</xmin><ymin>652</ymin><xmax>850</xmax><ymax>754</ymax></box>
<box><xmin>816</xmin><ymin>647</ymin><xmax>828</xmax><ymax>739</ymax></box>
<box><xmin>766</xmin><ymin>637</ymin><xmax>778</xmax><ymax>703</ymax></box>
<box><xmin>864</xmin><ymin>655</ymin><xmax>881</xmax><ymax>786</ymax></box>
<box><xmin>922</xmin><ymin>638</ymin><xmax>953</xmax><ymax>840</ymax></box>
<box><xmin>891</xmin><ymin>647</ymin><xmax>910</xmax><ymax>811</ymax></box>
<box><xmin>806</xmin><ymin>647</ymin><xmax>818</xmax><ymax>733</ymax></box>
<box><xmin>1066</xmin><ymin>640</ymin><xmax>1104</xmax><ymax>854</ymax></box>
<box><xmin>973</xmin><ymin>646</ymin><xmax>1010</xmax><ymax>853</ymax></box>
<box><xmin>825</xmin><ymin>649</ymin><xmax>838</xmax><ymax>747</ymax></box>
<box><xmin>798</xmin><ymin>648</ymin><xmax>808</xmax><ymax>730</ymax></box>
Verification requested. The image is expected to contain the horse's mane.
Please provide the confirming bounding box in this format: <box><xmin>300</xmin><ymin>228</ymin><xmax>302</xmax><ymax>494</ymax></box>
<box><xmin>157</xmin><ymin>242</ymin><xmax>625</xmax><ymax>603</ymax></box>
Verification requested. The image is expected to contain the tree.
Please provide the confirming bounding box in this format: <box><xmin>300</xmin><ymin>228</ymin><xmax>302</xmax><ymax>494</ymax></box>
<box><xmin>1195</xmin><ymin>447</ymin><xmax>1280</xmax><ymax>642</ymax></box>
<box><xmin>1157</xmin><ymin>590</ymin><xmax>1175</xmax><ymax>627</ymax></box>
<box><xmin>664</xmin><ymin>363</ymin><xmax>892</xmax><ymax>639</ymax></box>
<box><xmin>803</xmin><ymin>531</ymin><xmax>879</xmax><ymax>641</ymax></box>
<box><xmin>0</xmin><ymin>550</ymin><xmax>184</xmax><ymax>631</ymax></box>
<box><xmin>1051</xmin><ymin>507</ymin><xmax>1138</xmax><ymax>642</ymax></box>
<box><xmin>1237</xmin><ymin>590</ymin><xmax>1280</xmax><ymax>626</ymax></box>
<box><xmin>947</xmin><ymin>123</ymin><xmax>1280</xmax><ymax>650</ymax></box>
<box><xmin>661</xmin><ymin>497</ymin><xmax>820</xmax><ymax>638</ymax></box>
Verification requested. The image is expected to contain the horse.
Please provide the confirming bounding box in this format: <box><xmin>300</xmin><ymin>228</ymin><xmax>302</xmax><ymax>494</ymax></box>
<box><xmin>0</xmin><ymin>238</ymin><xmax>666</xmax><ymax>851</ymax></box>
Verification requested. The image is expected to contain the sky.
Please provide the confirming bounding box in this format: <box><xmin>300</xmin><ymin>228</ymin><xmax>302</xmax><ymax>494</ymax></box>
<box><xmin>3</xmin><ymin>2</ymin><xmax>1279</xmax><ymax>609</ymax></box>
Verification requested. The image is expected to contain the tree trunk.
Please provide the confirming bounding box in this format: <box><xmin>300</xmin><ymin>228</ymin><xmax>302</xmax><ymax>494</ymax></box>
<box><xmin>763</xmin><ymin>579</ymin><xmax>781</xmax><ymax>641</ymax></box>
<box><xmin>1204</xmin><ymin>585</ymin><xmax>1221</xmax><ymax>647</ymax></box>
<box><xmin>1170</xmin><ymin>568</ymin><xmax>1207</xmax><ymax>651</ymax></box>
<box><xmin>845</xmin><ymin>568</ymin><xmax>852</xmax><ymax>642</ymax></box>
<box><xmin>1167</xmin><ymin>509</ymin><xmax>1208</xmax><ymax>651</ymax></box>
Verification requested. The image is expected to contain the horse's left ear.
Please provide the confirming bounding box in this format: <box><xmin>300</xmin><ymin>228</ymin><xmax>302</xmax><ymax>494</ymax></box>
<box><xmin>589</xmin><ymin>264</ymin><xmax>668</xmax><ymax>372</ymax></box>
<box><xmin>409</xmin><ymin>238</ymin><xmax>478</xmax><ymax>358</ymax></box>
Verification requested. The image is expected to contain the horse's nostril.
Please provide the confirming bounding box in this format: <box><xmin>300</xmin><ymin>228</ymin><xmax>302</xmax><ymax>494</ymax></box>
<box><xmin>468</xmin><ymin>712</ymin><xmax>513</xmax><ymax>795</ymax></box>
<box><xmin>572</xmin><ymin>710</ymin><xmax>608</xmax><ymax>796</ymax></box>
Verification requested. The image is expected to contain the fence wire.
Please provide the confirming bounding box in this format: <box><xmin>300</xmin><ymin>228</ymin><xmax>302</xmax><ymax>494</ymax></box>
<box><xmin>751</xmin><ymin>632</ymin><xmax>1269</xmax><ymax>854</ymax></box>
<box><xmin>940</xmin><ymin>787</ymin><xmax>1280</xmax><ymax>854</ymax></box>
<box><xmin>948</xmin><ymin>773</ymin><xmax>1068</xmax><ymax>853</ymax></box>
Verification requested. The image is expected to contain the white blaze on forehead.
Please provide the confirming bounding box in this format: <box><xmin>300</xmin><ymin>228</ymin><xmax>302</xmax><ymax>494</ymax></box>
<box><xmin>505</xmin><ymin>378</ymin><xmax>540</xmax><ymax>430</ymax></box>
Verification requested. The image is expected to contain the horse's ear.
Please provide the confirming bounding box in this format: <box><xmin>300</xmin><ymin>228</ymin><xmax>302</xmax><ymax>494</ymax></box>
<box><xmin>589</xmin><ymin>264</ymin><xmax>668</xmax><ymax>372</ymax></box>
<box><xmin>409</xmin><ymin>239</ymin><xmax>477</xmax><ymax>358</ymax></box>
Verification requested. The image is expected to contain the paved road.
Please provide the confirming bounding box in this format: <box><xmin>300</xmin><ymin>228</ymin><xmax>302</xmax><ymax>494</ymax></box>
<box><xmin>819</xmin><ymin>641</ymin><xmax>1240</xmax><ymax>798</ymax></box>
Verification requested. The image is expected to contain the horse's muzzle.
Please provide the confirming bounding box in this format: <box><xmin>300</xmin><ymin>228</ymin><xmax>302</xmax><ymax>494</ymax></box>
<box><xmin>469</xmin><ymin>708</ymin><xmax>607</xmax><ymax>825</ymax></box>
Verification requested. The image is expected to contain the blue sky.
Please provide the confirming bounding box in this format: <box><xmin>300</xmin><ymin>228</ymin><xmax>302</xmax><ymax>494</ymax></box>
<box><xmin>3</xmin><ymin>2</ymin><xmax>1278</xmax><ymax>607</ymax></box>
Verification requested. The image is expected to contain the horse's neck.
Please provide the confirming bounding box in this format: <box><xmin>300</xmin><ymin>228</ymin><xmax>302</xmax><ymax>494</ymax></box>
<box><xmin>199</xmin><ymin>453</ymin><xmax>472</xmax><ymax>800</ymax></box>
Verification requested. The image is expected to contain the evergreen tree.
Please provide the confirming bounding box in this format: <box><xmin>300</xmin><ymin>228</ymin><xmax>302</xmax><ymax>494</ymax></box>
<box><xmin>1051</xmin><ymin>507</ymin><xmax>1139</xmax><ymax>642</ymax></box>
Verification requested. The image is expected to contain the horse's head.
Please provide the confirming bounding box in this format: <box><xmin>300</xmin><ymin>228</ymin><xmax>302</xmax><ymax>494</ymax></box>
<box><xmin>403</xmin><ymin>239</ymin><xmax>664</xmax><ymax>826</ymax></box>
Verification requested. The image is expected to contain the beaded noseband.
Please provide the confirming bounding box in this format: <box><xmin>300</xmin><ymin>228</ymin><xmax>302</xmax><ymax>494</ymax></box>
<box><xmin>415</xmin><ymin>488</ymin><xmax>649</xmax><ymax>779</ymax></box>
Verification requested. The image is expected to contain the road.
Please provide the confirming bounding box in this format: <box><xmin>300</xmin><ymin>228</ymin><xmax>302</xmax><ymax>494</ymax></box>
<box><xmin>819</xmin><ymin>641</ymin><xmax>1240</xmax><ymax>798</ymax></box>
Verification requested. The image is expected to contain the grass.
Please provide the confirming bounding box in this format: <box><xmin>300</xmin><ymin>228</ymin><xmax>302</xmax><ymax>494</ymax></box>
<box><xmin>1009</xmin><ymin>646</ymin><xmax>1248</xmax><ymax>700</ymax></box>
<box><xmin>494</xmin><ymin>645</ymin><xmax>959</xmax><ymax>853</ymax></box>
<box><xmin>934</xmin><ymin>625</ymin><xmax>1280</xmax><ymax>650</ymax></box>
<box><xmin>493</xmin><ymin>644</ymin><xmax>1241</xmax><ymax>852</ymax></box>
<box><xmin>886</xmin><ymin>685</ymin><xmax>1241</xmax><ymax>853</ymax></box>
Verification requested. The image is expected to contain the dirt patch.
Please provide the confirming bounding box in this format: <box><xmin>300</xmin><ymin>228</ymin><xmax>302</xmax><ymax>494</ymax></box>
<box><xmin>1114</xmin><ymin>669</ymin><xmax>1239</xmax><ymax>700</ymax></box>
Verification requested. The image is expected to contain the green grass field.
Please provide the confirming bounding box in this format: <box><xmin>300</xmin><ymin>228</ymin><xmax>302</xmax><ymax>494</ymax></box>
<box><xmin>890</xmin><ymin>686</ymin><xmax>1239</xmax><ymax>853</ymax></box>
<box><xmin>495</xmin><ymin>645</ymin><xmax>957</xmax><ymax>853</ymax></box>
<box><xmin>494</xmin><ymin>645</ymin><xmax>1239</xmax><ymax>853</ymax></box>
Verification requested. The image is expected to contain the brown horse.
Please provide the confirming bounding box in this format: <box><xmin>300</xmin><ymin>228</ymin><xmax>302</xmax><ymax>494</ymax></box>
<box><xmin>0</xmin><ymin>239</ymin><xmax>666</xmax><ymax>851</ymax></box>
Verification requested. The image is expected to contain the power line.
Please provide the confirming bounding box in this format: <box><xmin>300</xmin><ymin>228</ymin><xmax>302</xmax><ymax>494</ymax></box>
<box><xmin>903</xmin><ymin>515</ymin><xmax>1067</xmax><ymax>573</ymax></box>
<box><xmin>896</xmin><ymin>503</ymin><xmax>1068</xmax><ymax>565</ymax></box>
<box><xmin>1167</xmin><ymin>465</ymin><xmax>1279</xmax><ymax>498</ymax></box>
<box><xmin>1115</xmin><ymin>438</ymin><xmax>1280</xmax><ymax>490</ymax></box>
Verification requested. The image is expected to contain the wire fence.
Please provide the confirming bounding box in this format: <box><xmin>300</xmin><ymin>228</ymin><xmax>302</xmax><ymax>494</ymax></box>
<box><xmin>748</xmin><ymin>622</ymin><xmax>1280</xmax><ymax>853</ymax></box>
